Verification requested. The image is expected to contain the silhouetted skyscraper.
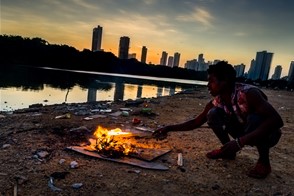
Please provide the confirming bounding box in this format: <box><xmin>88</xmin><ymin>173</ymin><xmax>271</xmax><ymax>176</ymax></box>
<box><xmin>234</xmin><ymin>63</ymin><xmax>246</xmax><ymax>77</ymax></box>
<box><xmin>118</xmin><ymin>36</ymin><xmax>130</xmax><ymax>59</ymax></box>
<box><xmin>198</xmin><ymin>53</ymin><xmax>204</xmax><ymax>64</ymax></box>
<box><xmin>271</xmin><ymin>65</ymin><xmax>282</xmax><ymax>80</ymax></box>
<box><xmin>91</xmin><ymin>25</ymin><xmax>103</xmax><ymax>51</ymax></box>
<box><xmin>160</xmin><ymin>51</ymin><xmax>168</xmax><ymax>65</ymax></box>
<box><xmin>173</xmin><ymin>52</ymin><xmax>180</xmax><ymax>67</ymax></box>
<box><xmin>247</xmin><ymin>59</ymin><xmax>256</xmax><ymax>79</ymax></box>
<box><xmin>141</xmin><ymin>46</ymin><xmax>147</xmax><ymax>63</ymax></box>
<box><xmin>167</xmin><ymin>56</ymin><xmax>174</xmax><ymax>67</ymax></box>
<box><xmin>185</xmin><ymin>59</ymin><xmax>198</xmax><ymax>70</ymax></box>
<box><xmin>128</xmin><ymin>53</ymin><xmax>136</xmax><ymax>59</ymax></box>
<box><xmin>288</xmin><ymin>61</ymin><xmax>294</xmax><ymax>82</ymax></box>
<box><xmin>249</xmin><ymin>51</ymin><xmax>273</xmax><ymax>81</ymax></box>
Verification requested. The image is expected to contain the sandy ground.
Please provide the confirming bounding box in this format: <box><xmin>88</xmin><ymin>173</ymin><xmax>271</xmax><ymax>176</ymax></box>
<box><xmin>0</xmin><ymin>87</ymin><xmax>293</xmax><ymax>195</ymax></box>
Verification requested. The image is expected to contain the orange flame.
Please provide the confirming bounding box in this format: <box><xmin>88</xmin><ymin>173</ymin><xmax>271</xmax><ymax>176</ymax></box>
<box><xmin>90</xmin><ymin>126</ymin><xmax>134</xmax><ymax>156</ymax></box>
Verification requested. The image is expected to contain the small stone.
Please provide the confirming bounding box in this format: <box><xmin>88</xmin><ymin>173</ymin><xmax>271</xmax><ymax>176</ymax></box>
<box><xmin>2</xmin><ymin>144</ymin><xmax>11</xmax><ymax>149</ymax></box>
<box><xmin>59</xmin><ymin>159</ymin><xmax>66</xmax><ymax>164</ymax></box>
<box><xmin>72</xmin><ymin>183</ymin><xmax>83</xmax><ymax>189</ymax></box>
<box><xmin>37</xmin><ymin>151</ymin><xmax>49</xmax><ymax>158</ymax></box>
<box><xmin>70</xmin><ymin>161</ymin><xmax>78</xmax><ymax>168</ymax></box>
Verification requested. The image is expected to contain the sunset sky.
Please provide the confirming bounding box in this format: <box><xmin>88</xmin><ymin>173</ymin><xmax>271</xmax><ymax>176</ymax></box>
<box><xmin>1</xmin><ymin>0</ymin><xmax>293</xmax><ymax>77</ymax></box>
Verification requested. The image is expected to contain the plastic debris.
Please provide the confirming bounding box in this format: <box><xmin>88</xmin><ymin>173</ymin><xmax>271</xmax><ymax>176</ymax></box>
<box><xmin>83</xmin><ymin>117</ymin><xmax>93</xmax><ymax>121</ymax></box>
<box><xmin>48</xmin><ymin>177</ymin><xmax>62</xmax><ymax>192</ymax></box>
<box><xmin>127</xmin><ymin>169</ymin><xmax>141</xmax><ymax>174</ymax></box>
<box><xmin>70</xmin><ymin>161</ymin><xmax>79</xmax><ymax>169</ymax></box>
<box><xmin>122</xmin><ymin>111</ymin><xmax>129</xmax><ymax>117</ymax></box>
<box><xmin>120</xmin><ymin>108</ymin><xmax>132</xmax><ymax>111</ymax></box>
<box><xmin>55</xmin><ymin>113</ymin><xmax>71</xmax><ymax>119</ymax></box>
<box><xmin>141</xmin><ymin>108</ymin><xmax>152</xmax><ymax>113</ymax></box>
<box><xmin>177</xmin><ymin>153</ymin><xmax>183</xmax><ymax>166</ymax></box>
<box><xmin>2</xmin><ymin>144</ymin><xmax>11</xmax><ymax>149</ymax></box>
<box><xmin>132</xmin><ymin>118</ymin><xmax>141</xmax><ymax>125</ymax></box>
<box><xmin>100</xmin><ymin>109</ymin><xmax>112</xmax><ymax>113</ymax></box>
<box><xmin>109</xmin><ymin>111</ymin><xmax>122</xmax><ymax>117</ymax></box>
<box><xmin>134</xmin><ymin>126</ymin><xmax>154</xmax><ymax>133</ymax></box>
<box><xmin>90</xmin><ymin>109</ymin><xmax>100</xmax><ymax>113</ymax></box>
<box><xmin>37</xmin><ymin>151</ymin><xmax>49</xmax><ymax>158</ymax></box>
<box><xmin>70</xmin><ymin>126</ymin><xmax>91</xmax><ymax>133</ymax></box>
<box><xmin>72</xmin><ymin>183</ymin><xmax>83</xmax><ymax>189</ymax></box>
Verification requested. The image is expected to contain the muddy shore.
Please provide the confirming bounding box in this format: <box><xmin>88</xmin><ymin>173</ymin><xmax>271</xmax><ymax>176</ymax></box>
<box><xmin>0</xmin><ymin>88</ymin><xmax>293</xmax><ymax>195</ymax></box>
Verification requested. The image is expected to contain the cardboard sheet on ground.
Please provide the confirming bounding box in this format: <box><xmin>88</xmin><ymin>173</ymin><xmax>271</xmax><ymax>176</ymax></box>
<box><xmin>67</xmin><ymin>146</ymin><xmax>170</xmax><ymax>170</ymax></box>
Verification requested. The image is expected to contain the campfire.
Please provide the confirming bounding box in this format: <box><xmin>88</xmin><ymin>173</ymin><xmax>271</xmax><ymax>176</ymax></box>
<box><xmin>89</xmin><ymin>126</ymin><xmax>136</xmax><ymax>158</ymax></box>
<box><xmin>68</xmin><ymin>125</ymin><xmax>171</xmax><ymax>170</ymax></box>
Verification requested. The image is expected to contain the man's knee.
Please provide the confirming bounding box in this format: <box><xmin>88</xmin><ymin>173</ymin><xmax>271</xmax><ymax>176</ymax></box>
<box><xmin>207</xmin><ymin>107</ymin><xmax>225</xmax><ymax>126</ymax></box>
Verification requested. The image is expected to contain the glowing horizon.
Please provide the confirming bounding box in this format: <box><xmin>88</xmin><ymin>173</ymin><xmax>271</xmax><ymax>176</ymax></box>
<box><xmin>1</xmin><ymin>0</ymin><xmax>293</xmax><ymax>77</ymax></box>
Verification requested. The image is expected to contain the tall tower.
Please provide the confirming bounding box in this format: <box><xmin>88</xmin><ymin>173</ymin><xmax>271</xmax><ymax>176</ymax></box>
<box><xmin>271</xmin><ymin>65</ymin><xmax>282</xmax><ymax>80</ymax></box>
<box><xmin>247</xmin><ymin>59</ymin><xmax>256</xmax><ymax>79</ymax></box>
<box><xmin>160</xmin><ymin>51</ymin><xmax>168</xmax><ymax>65</ymax></box>
<box><xmin>198</xmin><ymin>53</ymin><xmax>204</xmax><ymax>64</ymax></box>
<box><xmin>91</xmin><ymin>25</ymin><xmax>103</xmax><ymax>51</ymax></box>
<box><xmin>173</xmin><ymin>52</ymin><xmax>181</xmax><ymax>67</ymax></box>
<box><xmin>252</xmin><ymin>50</ymin><xmax>273</xmax><ymax>81</ymax></box>
<box><xmin>118</xmin><ymin>36</ymin><xmax>130</xmax><ymax>59</ymax></box>
<box><xmin>234</xmin><ymin>63</ymin><xmax>246</xmax><ymax>77</ymax></box>
<box><xmin>288</xmin><ymin>61</ymin><xmax>294</xmax><ymax>83</ymax></box>
<box><xmin>167</xmin><ymin>56</ymin><xmax>174</xmax><ymax>67</ymax></box>
<box><xmin>141</xmin><ymin>46</ymin><xmax>147</xmax><ymax>63</ymax></box>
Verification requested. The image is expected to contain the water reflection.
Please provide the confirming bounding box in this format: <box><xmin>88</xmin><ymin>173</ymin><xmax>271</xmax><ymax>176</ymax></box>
<box><xmin>0</xmin><ymin>65</ymin><xmax>205</xmax><ymax>111</ymax></box>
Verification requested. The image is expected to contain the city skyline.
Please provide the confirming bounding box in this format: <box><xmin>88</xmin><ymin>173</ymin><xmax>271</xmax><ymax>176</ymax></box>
<box><xmin>1</xmin><ymin>0</ymin><xmax>294</xmax><ymax>77</ymax></box>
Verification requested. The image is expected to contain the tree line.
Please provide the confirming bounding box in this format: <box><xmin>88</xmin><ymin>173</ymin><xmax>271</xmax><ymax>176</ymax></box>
<box><xmin>0</xmin><ymin>35</ymin><xmax>207</xmax><ymax>81</ymax></box>
<box><xmin>1</xmin><ymin>35</ymin><xmax>292</xmax><ymax>90</ymax></box>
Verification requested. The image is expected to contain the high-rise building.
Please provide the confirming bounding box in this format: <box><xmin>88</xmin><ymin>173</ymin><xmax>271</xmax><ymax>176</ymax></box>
<box><xmin>197</xmin><ymin>53</ymin><xmax>208</xmax><ymax>71</ymax></box>
<box><xmin>248</xmin><ymin>51</ymin><xmax>273</xmax><ymax>81</ymax></box>
<box><xmin>91</xmin><ymin>25</ymin><xmax>103</xmax><ymax>51</ymax></box>
<box><xmin>288</xmin><ymin>61</ymin><xmax>294</xmax><ymax>82</ymax></box>
<box><xmin>271</xmin><ymin>65</ymin><xmax>282</xmax><ymax>80</ymax></box>
<box><xmin>234</xmin><ymin>63</ymin><xmax>246</xmax><ymax>77</ymax></box>
<box><xmin>167</xmin><ymin>56</ymin><xmax>174</xmax><ymax>67</ymax></box>
<box><xmin>198</xmin><ymin>54</ymin><xmax>205</xmax><ymax>64</ymax></box>
<box><xmin>118</xmin><ymin>36</ymin><xmax>130</xmax><ymax>59</ymax></box>
<box><xmin>173</xmin><ymin>52</ymin><xmax>180</xmax><ymax>67</ymax></box>
<box><xmin>160</xmin><ymin>51</ymin><xmax>168</xmax><ymax>65</ymax></box>
<box><xmin>247</xmin><ymin>59</ymin><xmax>256</xmax><ymax>79</ymax></box>
<box><xmin>141</xmin><ymin>46</ymin><xmax>147</xmax><ymax>63</ymax></box>
<box><xmin>128</xmin><ymin>53</ymin><xmax>136</xmax><ymax>59</ymax></box>
<box><xmin>185</xmin><ymin>59</ymin><xmax>198</xmax><ymax>70</ymax></box>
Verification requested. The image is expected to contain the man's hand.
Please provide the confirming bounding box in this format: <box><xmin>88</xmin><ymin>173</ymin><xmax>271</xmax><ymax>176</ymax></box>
<box><xmin>152</xmin><ymin>126</ymin><xmax>169</xmax><ymax>140</ymax></box>
<box><xmin>221</xmin><ymin>139</ymin><xmax>243</xmax><ymax>156</ymax></box>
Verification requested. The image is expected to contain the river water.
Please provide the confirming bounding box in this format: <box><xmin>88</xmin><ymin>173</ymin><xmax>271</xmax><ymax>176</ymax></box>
<box><xmin>0</xmin><ymin>65</ymin><xmax>207</xmax><ymax>111</ymax></box>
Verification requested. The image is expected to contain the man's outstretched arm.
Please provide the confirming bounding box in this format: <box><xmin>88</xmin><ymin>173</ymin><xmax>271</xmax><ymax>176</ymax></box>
<box><xmin>152</xmin><ymin>101</ymin><xmax>214</xmax><ymax>138</ymax></box>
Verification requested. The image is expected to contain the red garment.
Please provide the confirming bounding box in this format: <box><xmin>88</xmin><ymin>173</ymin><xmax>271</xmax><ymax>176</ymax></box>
<box><xmin>211</xmin><ymin>83</ymin><xmax>267</xmax><ymax>123</ymax></box>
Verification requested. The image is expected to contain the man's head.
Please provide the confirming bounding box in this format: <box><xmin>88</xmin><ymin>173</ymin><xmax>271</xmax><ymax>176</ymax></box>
<box><xmin>207</xmin><ymin>61</ymin><xmax>236</xmax><ymax>96</ymax></box>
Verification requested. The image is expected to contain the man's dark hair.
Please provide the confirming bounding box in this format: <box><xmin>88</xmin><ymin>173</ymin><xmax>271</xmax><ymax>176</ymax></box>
<box><xmin>207</xmin><ymin>61</ymin><xmax>236</xmax><ymax>86</ymax></box>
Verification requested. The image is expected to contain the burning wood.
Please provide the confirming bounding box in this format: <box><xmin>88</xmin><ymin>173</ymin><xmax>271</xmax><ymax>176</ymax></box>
<box><xmin>67</xmin><ymin>125</ymin><xmax>171</xmax><ymax>170</ymax></box>
<box><xmin>90</xmin><ymin>126</ymin><xmax>137</xmax><ymax>158</ymax></box>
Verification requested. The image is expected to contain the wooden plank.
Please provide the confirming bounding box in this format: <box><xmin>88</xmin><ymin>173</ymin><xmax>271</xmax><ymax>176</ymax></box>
<box><xmin>67</xmin><ymin>146</ymin><xmax>169</xmax><ymax>170</ymax></box>
<box><xmin>130</xmin><ymin>147</ymin><xmax>171</xmax><ymax>161</ymax></box>
<box><xmin>84</xmin><ymin>144</ymin><xmax>171</xmax><ymax>162</ymax></box>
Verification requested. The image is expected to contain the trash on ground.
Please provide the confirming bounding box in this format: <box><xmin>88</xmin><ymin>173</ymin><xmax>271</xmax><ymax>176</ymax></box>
<box><xmin>55</xmin><ymin>113</ymin><xmax>71</xmax><ymax>119</ymax></box>
<box><xmin>70</xmin><ymin>161</ymin><xmax>79</xmax><ymax>168</ymax></box>
<box><xmin>72</xmin><ymin>183</ymin><xmax>83</xmax><ymax>189</ymax></box>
